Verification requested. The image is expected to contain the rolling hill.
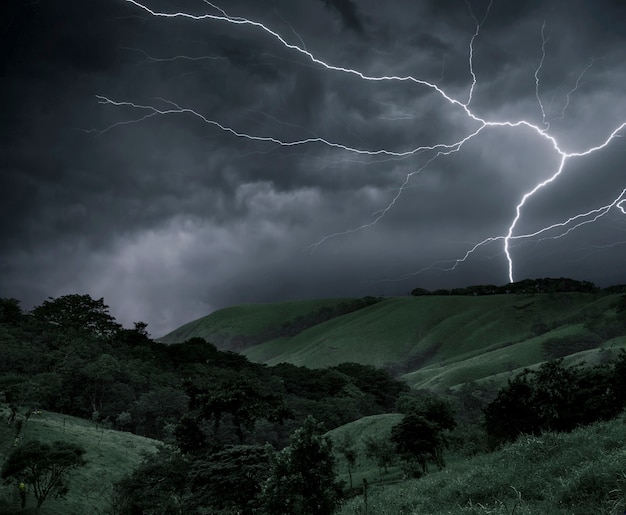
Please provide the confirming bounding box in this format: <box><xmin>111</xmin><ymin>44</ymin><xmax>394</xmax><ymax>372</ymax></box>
<box><xmin>0</xmin><ymin>407</ymin><xmax>160</xmax><ymax>514</ymax></box>
<box><xmin>159</xmin><ymin>290</ymin><xmax>626</xmax><ymax>390</ymax></box>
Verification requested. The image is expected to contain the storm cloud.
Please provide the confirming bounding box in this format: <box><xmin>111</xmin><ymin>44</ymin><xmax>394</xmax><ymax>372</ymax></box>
<box><xmin>2</xmin><ymin>0</ymin><xmax>626</xmax><ymax>336</ymax></box>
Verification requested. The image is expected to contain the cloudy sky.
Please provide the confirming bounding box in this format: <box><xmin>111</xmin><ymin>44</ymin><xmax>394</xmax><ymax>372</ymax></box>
<box><xmin>3</xmin><ymin>0</ymin><xmax>626</xmax><ymax>336</ymax></box>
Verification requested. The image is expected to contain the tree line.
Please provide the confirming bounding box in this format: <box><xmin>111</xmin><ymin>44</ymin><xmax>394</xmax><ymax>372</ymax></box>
<box><xmin>411</xmin><ymin>277</ymin><xmax>620</xmax><ymax>297</ymax></box>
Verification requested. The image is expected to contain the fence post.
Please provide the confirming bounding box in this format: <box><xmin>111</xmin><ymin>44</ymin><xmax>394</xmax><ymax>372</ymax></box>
<box><xmin>362</xmin><ymin>478</ymin><xmax>368</xmax><ymax>515</ymax></box>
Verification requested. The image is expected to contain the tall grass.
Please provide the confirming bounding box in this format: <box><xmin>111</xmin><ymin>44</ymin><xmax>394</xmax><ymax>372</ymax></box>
<box><xmin>335</xmin><ymin>412</ymin><xmax>626</xmax><ymax>515</ymax></box>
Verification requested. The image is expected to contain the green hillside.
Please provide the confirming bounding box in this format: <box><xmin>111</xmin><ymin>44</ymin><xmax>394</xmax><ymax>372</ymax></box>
<box><xmin>0</xmin><ymin>406</ymin><xmax>160</xmax><ymax>514</ymax></box>
<box><xmin>334</xmin><ymin>412</ymin><xmax>626</xmax><ymax>514</ymax></box>
<box><xmin>158</xmin><ymin>298</ymin><xmax>355</xmax><ymax>347</ymax></box>
<box><xmin>326</xmin><ymin>413</ymin><xmax>405</xmax><ymax>486</ymax></box>
<box><xmin>163</xmin><ymin>291</ymin><xmax>626</xmax><ymax>390</ymax></box>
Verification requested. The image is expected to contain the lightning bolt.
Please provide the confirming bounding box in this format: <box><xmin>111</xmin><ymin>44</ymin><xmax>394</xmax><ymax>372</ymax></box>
<box><xmin>99</xmin><ymin>0</ymin><xmax>626</xmax><ymax>285</ymax></box>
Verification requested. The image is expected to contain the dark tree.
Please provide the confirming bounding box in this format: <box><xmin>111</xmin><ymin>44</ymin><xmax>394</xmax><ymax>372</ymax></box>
<box><xmin>395</xmin><ymin>391</ymin><xmax>456</xmax><ymax>468</ymax></box>
<box><xmin>530</xmin><ymin>359</ymin><xmax>579</xmax><ymax>432</ymax></box>
<box><xmin>30</xmin><ymin>294</ymin><xmax>121</xmax><ymax>338</ymax></box>
<box><xmin>261</xmin><ymin>416</ymin><xmax>342</xmax><ymax>515</ymax></box>
<box><xmin>483</xmin><ymin>371</ymin><xmax>540</xmax><ymax>447</ymax></box>
<box><xmin>391</xmin><ymin>412</ymin><xmax>442</xmax><ymax>475</ymax></box>
<box><xmin>115</xmin><ymin>447</ymin><xmax>189</xmax><ymax>515</ymax></box>
<box><xmin>0</xmin><ymin>298</ymin><xmax>23</xmax><ymax>326</ymax></box>
<box><xmin>1</xmin><ymin>440</ymin><xmax>86</xmax><ymax>511</ymax></box>
<box><xmin>187</xmin><ymin>445</ymin><xmax>272</xmax><ymax>513</ymax></box>
<box><xmin>187</xmin><ymin>370</ymin><xmax>290</xmax><ymax>445</ymax></box>
<box><xmin>175</xmin><ymin>415</ymin><xmax>209</xmax><ymax>454</ymax></box>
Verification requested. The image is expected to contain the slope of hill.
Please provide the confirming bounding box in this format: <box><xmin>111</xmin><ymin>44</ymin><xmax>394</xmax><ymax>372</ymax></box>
<box><xmin>335</xmin><ymin>412</ymin><xmax>626</xmax><ymax>514</ymax></box>
<box><xmin>0</xmin><ymin>406</ymin><xmax>160</xmax><ymax>514</ymax></box>
<box><xmin>158</xmin><ymin>298</ymin><xmax>358</xmax><ymax>348</ymax></box>
<box><xmin>162</xmin><ymin>291</ymin><xmax>626</xmax><ymax>390</ymax></box>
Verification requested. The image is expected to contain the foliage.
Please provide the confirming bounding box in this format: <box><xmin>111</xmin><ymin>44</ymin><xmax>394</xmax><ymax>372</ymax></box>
<box><xmin>483</xmin><ymin>358</ymin><xmax>625</xmax><ymax>448</ymax></box>
<box><xmin>393</xmin><ymin>391</ymin><xmax>456</xmax><ymax>470</ymax></box>
<box><xmin>261</xmin><ymin>416</ymin><xmax>342</xmax><ymax>515</ymax></box>
<box><xmin>411</xmin><ymin>277</ymin><xmax>600</xmax><ymax>296</ymax></box>
<box><xmin>1</xmin><ymin>439</ymin><xmax>86</xmax><ymax>511</ymax></box>
<box><xmin>391</xmin><ymin>412</ymin><xmax>442</xmax><ymax>475</ymax></box>
<box><xmin>0</xmin><ymin>298</ymin><xmax>23</xmax><ymax>326</ymax></box>
<box><xmin>30</xmin><ymin>294</ymin><xmax>121</xmax><ymax>338</ymax></box>
<box><xmin>362</xmin><ymin>434</ymin><xmax>396</xmax><ymax>475</ymax></box>
<box><xmin>184</xmin><ymin>369</ymin><xmax>291</xmax><ymax>445</ymax></box>
<box><xmin>187</xmin><ymin>445</ymin><xmax>272</xmax><ymax>513</ymax></box>
<box><xmin>114</xmin><ymin>447</ymin><xmax>188</xmax><ymax>514</ymax></box>
<box><xmin>331</xmin><ymin>362</ymin><xmax>409</xmax><ymax>411</ymax></box>
<box><xmin>337</xmin><ymin>413</ymin><xmax>626</xmax><ymax>515</ymax></box>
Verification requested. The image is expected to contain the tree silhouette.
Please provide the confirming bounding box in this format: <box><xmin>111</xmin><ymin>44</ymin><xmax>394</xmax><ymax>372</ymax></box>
<box><xmin>1</xmin><ymin>440</ymin><xmax>86</xmax><ymax>511</ymax></box>
<box><xmin>261</xmin><ymin>416</ymin><xmax>342</xmax><ymax>515</ymax></box>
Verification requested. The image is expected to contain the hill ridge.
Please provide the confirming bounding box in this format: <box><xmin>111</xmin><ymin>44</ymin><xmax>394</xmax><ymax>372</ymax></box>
<box><xmin>160</xmin><ymin>290</ymin><xmax>626</xmax><ymax>390</ymax></box>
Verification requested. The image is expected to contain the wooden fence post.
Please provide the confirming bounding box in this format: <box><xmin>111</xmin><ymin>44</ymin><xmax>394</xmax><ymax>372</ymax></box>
<box><xmin>362</xmin><ymin>478</ymin><xmax>368</xmax><ymax>515</ymax></box>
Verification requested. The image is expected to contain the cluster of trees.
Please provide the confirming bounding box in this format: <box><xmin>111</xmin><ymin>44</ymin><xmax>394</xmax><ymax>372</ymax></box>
<box><xmin>0</xmin><ymin>293</ymin><xmax>413</xmax><ymax>512</ymax></box>
<box><xmin>0</xmin><ymin>295</ymin><xmax>408</xmax><ymax>447</ymax></box>
<box><xmin>114</xmin><ymin>416</ymin><xmax>343</xmax><ymax>514</ymax></box>
<box><xmin>483</xmin><ymin>354</ymin><xmax>626</xmax><ymax>448</ymax></box>
<box><xmin>116</xmin><ymin>392</ymin><xmax>459</xmax><ymax>513</ymax></box>
<box><xmin>332</xmin><ymin>391</ymin><xmax>458</xmax><ymax>491</ymax></box>
<box><xmin>411</xmin><ymin>277</ymin><xmax>608</xmax><ymax>297</ymax></box>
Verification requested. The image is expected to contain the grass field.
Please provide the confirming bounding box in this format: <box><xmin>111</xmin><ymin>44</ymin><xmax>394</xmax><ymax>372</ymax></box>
<box><xmin>0</xmin><ymin>406</ymin><xmax>159</xmax><ymax>514</ymax></box>
<box><xmin>158</xmin><ymin>297</ymin><xmax>354</xmax><ymax>346</ymax></box>
<box><xmin>161</xmin><ymin>292</ymin><xmax>625</xmax><ymax>390</ymax></box>
<box><xmin>334</xmin><ymin>412</ymin><xmax>626</xmax><ymax>515</ymax></box>
<box><xmin>244</xmin><ymin>293</ymin><xmax>622</xmax><ymax>388</ymax></box>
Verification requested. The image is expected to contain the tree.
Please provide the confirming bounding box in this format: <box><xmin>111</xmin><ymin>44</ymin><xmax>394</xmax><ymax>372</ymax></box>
<box><xmin>531</xmin><ymin>359</ymin><xmax>579</xmax><ymax>432</ymax></box>
<box><xmin>114</xmin><ymin>447</ymin><xmax>188</xmax><ymax>515</ymax></box>
<box><xmin>483</xmin><ymin>371</ymin><xmax>540</xmax><ymax>447</ymax></box>
<box><xmin>395</xmin><ymin>391</ymin><xmax>456</xmax><ymax>468</ymax></box>
<box><xmin>362</xmin><ymin>435</ymin><xmax>395</xmax><ymax>476</ymax></box>
<box><xmin>335</xmin><ymin>431</ymin><xmax>358</xmax><ymax>489</ymax></box>
<box><xmin>261</xmin><ymin>416</ymin><xmax>342</xmax><ymax>515</ymax></box>
<box><xmin>187</xmin><ymin>445</ymin><xmax>272</xmax><ymax>513</ymax></box>
<box><xmin>30</xmin><ymin>294</ymin><xmax>121</xmax><ymax>338</ymax></box>
<box><xmin>0</xmin><ymin>298</ymin><xmax>23</xmax><ymax>326</ymax></box>
<box><xmin>186</xmin><ymin>370</ymin><xmax>290</xmax><ymax>445</ymax></box>
<box><xmin>391</xmin><ymin>413</ymin><xmax>442</xmax><ymax>475</ymax></box>
<box><xmin>1</xmin><ymin>440</ymin><xmax>86</xmax><ymax>511</ymax></box>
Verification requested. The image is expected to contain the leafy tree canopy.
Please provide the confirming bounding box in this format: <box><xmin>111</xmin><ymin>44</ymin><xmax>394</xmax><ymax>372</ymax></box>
<box><xmin>261</xmin><ymin>416</ymin><xmax>342</xmax><ymax>515</ymax></box>
<box><xmin>1</xmin><ymin>439</ymin><xmax>86</xmax><ymax>511</ymax></box>
<box><xmin>30</xmin><ymin>294</ymin><xmax>121</xmax><ymax>338</ymax></box>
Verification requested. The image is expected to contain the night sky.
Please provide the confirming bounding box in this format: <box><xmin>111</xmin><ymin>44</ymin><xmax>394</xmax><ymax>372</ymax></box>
<box><xmin>2</xmin><ymin>0</ymin><xmax>626</xmax><ymax>336</ymax></box>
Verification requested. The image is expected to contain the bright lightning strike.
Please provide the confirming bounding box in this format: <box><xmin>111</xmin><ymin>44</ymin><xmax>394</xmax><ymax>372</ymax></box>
<box><xmin>100</xmin><ymin>0</ymin><xmax>626</xmax><ymax>285</ymax></box>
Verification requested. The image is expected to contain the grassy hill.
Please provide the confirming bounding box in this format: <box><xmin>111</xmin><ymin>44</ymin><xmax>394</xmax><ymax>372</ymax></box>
<box><xmin>333</xmin><ymin>412</ymin><xmax>626</xmax><ymax>515</ymax></box>
<box><xmin>158</xmin><ymin>298</ymin><xmax>355</xmax><ymax>347</ymax></box>
<box><xmin>161</xmin><ymin>292</ymin><xmax>626</xmax><ymax>390</ymax></box>
<box><xmin>326</xmin><ymin>413</ymin><xmax>405</xmax><ymax>487</ymax></box>
<box><xmin>0</xmin><ymin>406</ymin><xmax>160</xmax><ymax>514</ymax></box>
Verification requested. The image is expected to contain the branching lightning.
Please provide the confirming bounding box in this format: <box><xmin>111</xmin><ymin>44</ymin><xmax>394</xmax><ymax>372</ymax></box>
<box><xmin>99</xmin><ymin>0</ymin><xmax>626</xmax><ymax>284</ymax></box>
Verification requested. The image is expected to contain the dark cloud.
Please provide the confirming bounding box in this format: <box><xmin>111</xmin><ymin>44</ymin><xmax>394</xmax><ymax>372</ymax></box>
<box><xmin>319</xmin><ymin>0</ymin><xmax>364</xmax><ymax>33</ymax></box>
<box><xmin>1</xmin><ymin>0</ymin><xmax>626</xmax><ymax>335</ymax></box>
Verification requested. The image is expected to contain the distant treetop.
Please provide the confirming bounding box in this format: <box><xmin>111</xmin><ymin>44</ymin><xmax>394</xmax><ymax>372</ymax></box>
<box><xmin>411</xmin><ymin>277</ymin><xmax>603</xmax><ymax>297</ymax></box>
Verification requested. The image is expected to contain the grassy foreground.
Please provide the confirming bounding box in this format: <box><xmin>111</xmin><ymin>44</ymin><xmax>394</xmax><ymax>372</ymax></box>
<box><xmin>335</xmin><ymin>413</ymin><xmax>626</xmax><ymax>515</ymax></box>
<box><xmin>0</xmin><ymin>406</ymin><xmax>159</xmax><ymax>514</ymax></box>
